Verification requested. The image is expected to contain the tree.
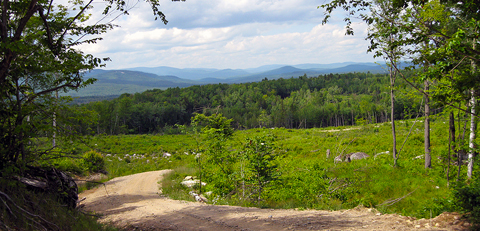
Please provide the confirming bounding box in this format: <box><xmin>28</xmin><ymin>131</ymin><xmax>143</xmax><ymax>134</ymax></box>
<box><xmin>366</xmin><ymin>0</ymin><xmax>403</xmax><ymax>166</ymax></box>
<box><xmin>0</xmin><ymin>0</ymin><xmax>180</xmax><ymax>172</ymax></box>
<box><xmin>319</xmin><ymin>0</ymin><xmax>480</xmax><ymax>171</ymax></box>
<box><xmin>243</xmin><ymin>134</ymin><xmax>278</xmax><ymax>202</ymax></box>
<box><xmin>192</xmin><ymin>113</ymin><xmax>236</xmax><ymax>195</ymax></box>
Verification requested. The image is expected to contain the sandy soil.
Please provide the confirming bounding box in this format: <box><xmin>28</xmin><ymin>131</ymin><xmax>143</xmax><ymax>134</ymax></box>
<box><xmin>79</xmin><ymin>170</ymin><xmax>469</xmax><ymax>231</ymax></box>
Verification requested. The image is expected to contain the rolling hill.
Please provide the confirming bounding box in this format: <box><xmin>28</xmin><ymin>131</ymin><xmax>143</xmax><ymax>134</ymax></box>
<box><xmin>67</xmin><ymin>62</ymin><xmax>388</xmax><ymax>99</ymax></box>
<box><xmin>67</xmin><ymin>70</ymin><xmax>200</xmax><ymax>97</ymax></box>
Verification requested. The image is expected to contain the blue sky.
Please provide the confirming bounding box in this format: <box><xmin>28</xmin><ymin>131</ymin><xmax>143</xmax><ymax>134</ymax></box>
<box><xmin>78</xmin><ymin>0</ymin><xmax>376</xmax><ymax>70</ymax></box>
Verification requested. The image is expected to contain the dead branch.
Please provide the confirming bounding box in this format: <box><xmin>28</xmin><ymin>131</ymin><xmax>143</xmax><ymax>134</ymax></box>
<box><xmin>377</xmin><ymin>188</ymin><xmax>417</xmax><ymax>207</ymax></box>
<box><xmin>0</xmin><ymin>220</ymin><xmax>12</xmax><ymax>231</ymax></box>
<box><xmin>0</xmin><ymin>196</ymin><xmax>15</xmax><ymax>218</ymax></box>
<box><xmin>328</xmin><ymin>177</ymin><xmax>337</xmax><ymax>187</ymax></box>
<box><xmin>75</xmin><ymin>180</ymin><xmax>109</xmax><ymax>197</ymax></box>
<box><xmin>339</xmin><ymin>138</ymin><xmax>357</xmax><ymax>158</ymax></box>
<box><xmin>329</xmin><ymin>182</ymin><xmax>354</xmax><ymax>194</ymax></box>
<box><xmin>0</xmin><ymin>190</ymin><xmax>59</xmax><ymax>230</ymax></box>
<box><xmin>398</xmin><ymin>98</ymin><xmax>424</xmax><ymax>156</ymax></box>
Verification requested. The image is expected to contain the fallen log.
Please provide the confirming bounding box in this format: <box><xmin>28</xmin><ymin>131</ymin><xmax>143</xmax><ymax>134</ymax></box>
<box><xmin>16</xmin><ymin>166</ymin><xmax>78</xmax><ymax>209</ymax></box>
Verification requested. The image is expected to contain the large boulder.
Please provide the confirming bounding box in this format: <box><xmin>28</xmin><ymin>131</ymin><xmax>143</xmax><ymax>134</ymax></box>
<box><xmin>348</xmin><ymin>152</ymin><xmax>370</xmax><ymax>160</ymax></box>
<box><xmin>335</xmin><ymin>152</ymin><xmax>369</xmax><ymax>163</ymax></box>
<box><xmin>348</xmin><ymin>152</ymin><xmax>369</xmax><ymax>161</ymax></box>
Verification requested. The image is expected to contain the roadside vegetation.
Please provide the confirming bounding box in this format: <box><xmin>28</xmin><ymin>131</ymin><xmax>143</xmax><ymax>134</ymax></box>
<box><xmin>43</xmin><ymin>110</ymin><xmax>473</xmax><ymax>221</ymax></box>
<box><xmin>156</xmin><ymin>114</ymin><xmax>469</xmax><ymax>219</ymax></box>
<box><xmin>0</xmin><ymin>179</ymin><xmax>117</xmax><ymax>231</ymax></box>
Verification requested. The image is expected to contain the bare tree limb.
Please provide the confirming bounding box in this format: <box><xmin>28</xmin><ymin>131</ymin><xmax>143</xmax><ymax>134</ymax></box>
<box><xmin>398</xmin><ymin>97</ymin><xmax>424</xmax><ymax>156</ymax></box>
<box><xmin>0</xmin><ymin>190</ymin><xmax>59</xmax><ymax>230</ymax></box>
<box><xmin>377</xmin><ymin>188</ymin><xmax>417</xmax><ymax>207</ymax></box>
<box><xmin>0</xmin><ymin>196</ymin><xmax>16</xmax><ymax>218</ymax></box>
<box><xmin>74</xmin><ymin>180</ymin><xmax>109</xmax><ymax>197</ymax></box>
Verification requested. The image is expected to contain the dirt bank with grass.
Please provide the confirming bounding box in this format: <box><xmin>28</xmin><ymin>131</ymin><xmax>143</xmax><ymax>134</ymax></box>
<box><xmin>79</xmin><ymin>170</ymin><xmax>468</xmax><ymax>230</ymax></box>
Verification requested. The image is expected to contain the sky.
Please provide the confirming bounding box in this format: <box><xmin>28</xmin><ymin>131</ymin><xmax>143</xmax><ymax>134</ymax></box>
<box><xmin>77</xmin><ymin>0</ymin><xmax>376</xmax><ymax>70</ymax></box>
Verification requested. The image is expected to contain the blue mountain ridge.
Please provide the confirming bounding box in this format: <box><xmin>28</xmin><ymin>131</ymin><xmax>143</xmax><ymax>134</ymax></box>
<box><xmin>71</xmin><ymin>62</ymin><xmax>389</xmax><ymax>97</ymax></box>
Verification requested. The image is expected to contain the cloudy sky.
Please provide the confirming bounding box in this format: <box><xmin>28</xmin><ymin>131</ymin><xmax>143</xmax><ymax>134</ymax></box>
<box><xmin>78</xmin><ymin>0</ymin><xmax>376</xmax><ymax>70</ymax></box>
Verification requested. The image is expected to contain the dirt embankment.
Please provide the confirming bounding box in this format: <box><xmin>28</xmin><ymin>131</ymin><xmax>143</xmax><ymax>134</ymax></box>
<box><xmin>79</xmin><ymin>170</ymin><xmax>468</xmax><ymax>231</ymax></box>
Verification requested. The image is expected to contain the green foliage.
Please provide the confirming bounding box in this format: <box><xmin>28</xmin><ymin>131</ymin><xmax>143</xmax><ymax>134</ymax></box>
<box><xmin>61</xmin><ymin>111</ymin><xmax>476</xmax><ymax>220</ymax></box>
<box><xmin>161</xmin><ymin>167</ymin><xmax>197</xmax><ymax>202</ymax></box>
<box><xmin>51</xmin><ymin>157</ymin><xmax>84</xmax><ymax>175</ymax></box>
<box><xmin>78</xmin><ymin>134</ymin><xmax>197</xmax><ymax>178</ymax></box>
<box><xmin>0</xmin><ymin>179</ymin><xmax>117</xmax><ymax>231</ymax></box>
<box><xmin>415</xmin><ymin>195</ymin><xmax>458</xmax><ymax>219</ymax></box>
<box><xmin>71</xmin><ymin>72</ymin><xmax>424</xmax><ymax>135</ymax></box>
<box><xmin>243</xmin><ymin>134</ymin><xmax>279</xmax><ymax>202</ymax></box>
<box><xmin>455</xmin><ymin>176</ymin><xmax>480</xmax><ymax>228</ymax></box>
<box><xmin>319</xmin><ymin>0</ymin><xmax>480</xmax><ymax>130</ymax></box>
<box><xmin>193</xmin><ymin>113</ymin><xmax>236</xmax><ymax>196</ymax></box>
<box><xmin>0</xmin><ymin>0</ymin><xmax>177</xmax><ymax>228</ymax></box>
<box><xmin>0</xmin><ymin>0</ymin><xmax>178</xmax><ymax>177</ymax></box>
<box><xmin>193</xmin><ymin>113</ymin><xmax>234</xmax><ymax>138</ymax></box>
<box><xmin>82</xmin><ymin>151</ymin><xmax>106</xmax><ymax>173</ymax></box>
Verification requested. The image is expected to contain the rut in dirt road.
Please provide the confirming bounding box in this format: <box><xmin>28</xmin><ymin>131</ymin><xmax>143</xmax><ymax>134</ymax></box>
<box><xmin>78</xmin><ymin>170</ymin><xmax>467</xmax><ymax>231</ymax></box>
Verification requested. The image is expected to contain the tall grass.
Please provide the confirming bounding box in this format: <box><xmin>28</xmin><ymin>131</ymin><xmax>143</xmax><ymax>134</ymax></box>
<box><xmin>160</xmin><ymin>166</ymin><xmax>198</xmax><ymax>201</ymax></box>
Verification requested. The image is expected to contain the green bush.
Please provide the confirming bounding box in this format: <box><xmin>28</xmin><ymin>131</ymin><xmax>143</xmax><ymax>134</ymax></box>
<box><xmin>414</xmin><ymin>195</ymin><xmax>457</xmax><ymax>219</ymax></box>
<box><xmin>455</xmin><ymin>178</ymin><xmax>480</xmax><ymax>228</ymax></box>
<box><xmin>52</xmin><ymin>158</ymin><xmax>84</xmax><ymax>175</ymax></box>
<box><xmin>82</xmin><ymin>151</ymin><xmax>106</xmax><ymax>173</ymax></box>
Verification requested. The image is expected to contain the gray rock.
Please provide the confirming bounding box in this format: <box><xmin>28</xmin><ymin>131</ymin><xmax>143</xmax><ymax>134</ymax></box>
<box><xmin>348</xmin><ymin>152</ymin><xmax>369</xmax><ymax>161</ymax></box>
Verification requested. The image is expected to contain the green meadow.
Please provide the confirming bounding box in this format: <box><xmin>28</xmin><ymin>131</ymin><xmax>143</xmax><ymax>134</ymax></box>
<box><xmin>58</xmin><ymin>111</ymin><xmax>472</xmax><ymax>220</ymax></box>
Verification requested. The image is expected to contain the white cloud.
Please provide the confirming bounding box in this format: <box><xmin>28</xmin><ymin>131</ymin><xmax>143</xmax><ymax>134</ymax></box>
<box><xmin>73</xmin><ymin>0</ymin><xmax>375</xmax><ymax>69</ymax></box>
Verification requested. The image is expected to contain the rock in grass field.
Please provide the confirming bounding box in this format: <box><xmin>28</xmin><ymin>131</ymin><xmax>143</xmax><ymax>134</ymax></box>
<box><xmin>181</xmin><ymin>176</ymin><xmax>207</xmax><ymax>188</ymax></box>
<box><xmin>348</xmin><ymin>152</ymin><xmax>370</xmax><ymax>161</ymax></box>
<box><xmin>334</xmin><ymin>152</ymin><xmax>369</xmax><ymax>163</ymax></box>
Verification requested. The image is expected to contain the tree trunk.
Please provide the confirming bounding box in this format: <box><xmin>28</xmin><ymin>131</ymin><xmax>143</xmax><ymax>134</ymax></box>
<box><xmin>457</xmin><ymin>105</ymin><xmax>465</xmax><ymax>182</ymax></box>
<box><xmin>447</xmin><ymin>112</ymin><xmax>455</xmax><ymax>187</ymax></box>
<box><xmin>424</xmin><ymin>80</ymin><xmax>431</xmax><ymax>168</ymax></box>
<box><xmin>467</xmin><ymin>39</ymin><xmax>477</xmax><ymax>179</ymax></box>
<box><xmin>467</xmin><ymin>90</ymin><xmax>476</xmax><ymax>179</ymax></box>
<box><xmin>390</xmin><ymin>68</ymin><xmax>398</xmax><ymax>167</ymax></box>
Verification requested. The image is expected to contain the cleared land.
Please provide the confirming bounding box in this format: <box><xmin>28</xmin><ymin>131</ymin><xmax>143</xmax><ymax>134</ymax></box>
<box><xmin>79</xmin><ymin>170</ymin><xmax>468</xmax><ymax>230</ymax></box>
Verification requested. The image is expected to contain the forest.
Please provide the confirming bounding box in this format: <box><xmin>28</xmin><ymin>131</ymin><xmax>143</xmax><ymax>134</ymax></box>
<box><xmin>73</xmin><ymin>71</ymin><xmax>428</xmax><ymax>135</ymax></box>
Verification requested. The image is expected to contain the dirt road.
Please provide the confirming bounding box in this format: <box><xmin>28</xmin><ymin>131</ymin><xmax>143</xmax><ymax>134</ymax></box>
<box><xmin>79</xmin><ymin>170</ymin><xmax>468</xmax><ymax>231</ymax></box>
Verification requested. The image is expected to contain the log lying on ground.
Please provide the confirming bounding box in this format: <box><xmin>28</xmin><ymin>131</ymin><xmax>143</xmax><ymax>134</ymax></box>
<box><xmin>16</xmin><ymin>166</ymin><xmax>78</xmax><ymax>209</ymax></box>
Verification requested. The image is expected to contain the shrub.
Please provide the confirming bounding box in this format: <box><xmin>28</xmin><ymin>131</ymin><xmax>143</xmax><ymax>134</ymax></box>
<box><xmin>455</xmin><ymin>178</ymin><xmax>480</xmax><ymax>228</ymax></box>
<box><xmin>52</xmin><ymin>158</ymin><xmax>84</xmax><ymax>175</ymax></box>
<box><xmin>82</xmin><ymin>151</ymin><xmax>106</xmax><ymax>173</ymax></box>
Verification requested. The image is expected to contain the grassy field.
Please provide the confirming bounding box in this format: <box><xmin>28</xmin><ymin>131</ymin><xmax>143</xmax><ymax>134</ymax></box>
<box><xmin>60</xmin><ymin>112</ymin><xmax>475</xmax><ymax>220</ymax></box>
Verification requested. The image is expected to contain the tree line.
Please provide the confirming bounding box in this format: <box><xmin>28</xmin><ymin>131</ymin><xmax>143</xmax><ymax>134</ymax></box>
<box><xmin>72</xmin><ymin>71</ymin><xmax>426</xmax><ymax>135</ymax></box>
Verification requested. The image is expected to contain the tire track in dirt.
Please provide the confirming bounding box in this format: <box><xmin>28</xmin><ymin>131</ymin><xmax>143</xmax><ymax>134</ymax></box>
<box><xmin>79</xmin><ymin>170</ymin><xmax>468</xmax><ymax>231</ymax></box>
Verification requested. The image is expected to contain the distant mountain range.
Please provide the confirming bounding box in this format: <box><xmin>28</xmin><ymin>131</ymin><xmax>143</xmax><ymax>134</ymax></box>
<box><xmin>67</xmin><ymin>62</ymin><xmax>388</xmax><ymax>97</ymax></box>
